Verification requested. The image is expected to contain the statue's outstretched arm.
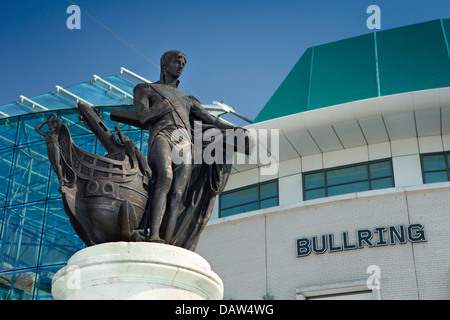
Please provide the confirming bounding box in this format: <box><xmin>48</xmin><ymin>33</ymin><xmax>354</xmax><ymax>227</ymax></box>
<box><xmin>189</xmin><ymin>96</ymin><xmax>237</xmax><ymax>130</ymax></box>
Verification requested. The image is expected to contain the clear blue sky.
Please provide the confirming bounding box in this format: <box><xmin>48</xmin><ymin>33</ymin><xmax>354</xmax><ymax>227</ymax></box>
<box><xmin>1</xmin><ymin>0</ymin><xmax>449</xmax><ymax>125</ymax></box>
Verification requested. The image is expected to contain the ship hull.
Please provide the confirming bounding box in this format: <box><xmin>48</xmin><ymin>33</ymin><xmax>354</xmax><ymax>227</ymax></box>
<box><xmin>57</xmin><ymin>120</ymin><xmax>149</xmax><ymax>245</ymax></box>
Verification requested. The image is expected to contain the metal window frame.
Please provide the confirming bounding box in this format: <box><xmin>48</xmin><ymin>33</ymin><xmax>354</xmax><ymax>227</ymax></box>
<box><xmin>219</xmin><ymin>179</ymin><xmax>279</xmax><ymax>218</ymax></box>
<box><xmin>420</xmin><ymin>151</ymin><xmax>450</xmax><ymax>184</ymax></box>
<box><xmin>303</xmin><ymin>158</ymin><xmax>394</xmax><ymax>201</ymax></box>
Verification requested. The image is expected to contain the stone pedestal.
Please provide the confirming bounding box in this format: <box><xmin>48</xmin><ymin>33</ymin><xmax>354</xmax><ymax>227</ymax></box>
<box><xmin>51</xmin><ymin>242</ymin><xmax>223</xmax><ymax>300</ymax></box>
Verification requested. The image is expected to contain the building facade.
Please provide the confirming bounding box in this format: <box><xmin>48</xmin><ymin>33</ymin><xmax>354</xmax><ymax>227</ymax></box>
<box><xmin>1</xmin><ymin>19</ymin><xmax>450</xmax><ymax>300</ymax></box>
<box><xmin>195</xmin><ymin>19</ymin><xmax>450</xmax><ymax>300</ymax></box>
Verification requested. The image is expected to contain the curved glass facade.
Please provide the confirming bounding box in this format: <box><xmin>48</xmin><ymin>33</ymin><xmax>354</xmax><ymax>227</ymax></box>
<box><xmin>0</xmin><ymin>106</ymin><xmax>147</xmax><ymax>300</ymax></box>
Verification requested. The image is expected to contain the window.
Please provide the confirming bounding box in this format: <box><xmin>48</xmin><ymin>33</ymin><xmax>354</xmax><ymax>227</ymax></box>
<box><xmin>296</xmin><ymin>280</ymin><xmax>381</xmax><ymax>300</ymax></box>
<box><xmin>219</xmin><ymin>180</ymin><xmax>278</xmax><ymax>218</ymax></box>
<box><xmin>421</xmin><ymin>152</ymin><xmax>450</xmax><ymax>183</ymax></box>
<box><xmin>303</xmin><ymin>159</ymin><xmax>394</xmax><ymax>200</ymax></box>
<box><xmin>306</xmin><ymin>290</ymin><xmax>373</xmax><ymax>300</ymax></box>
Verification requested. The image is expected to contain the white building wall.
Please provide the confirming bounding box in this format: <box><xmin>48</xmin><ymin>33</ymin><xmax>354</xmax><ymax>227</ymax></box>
<box><xmin>265</xmin><ymin>190</ymin><xmax>417</xmax><ymax>300</ymax></box>
<box><xmin>198</xmin><ymin>136</ymin><xmax>450</xmax><ymax>300</ymax></box>
<box><xmin>392</xmin><ymin>155</ymin><xmax>423</xmax><ymax>187</ymax></box>
<box><xmin>197</xmin><ymin>216</ymin><xmax>268</xmax><ymax>300</ymax></box>
<box><xmin>197</xmin><ymin>184</ymin><xmax>450</xmax><ymax>300</ymax></box>
<box><xmin>278</xmin><ymin>174</ymin><xmax>302</xmax><ymax>205</ymax></box>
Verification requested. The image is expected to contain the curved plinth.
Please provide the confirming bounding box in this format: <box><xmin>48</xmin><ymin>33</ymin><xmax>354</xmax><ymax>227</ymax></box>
<box><xmin>51</xmin><ymin>242</ymin><xmax>223</xmax><ymax>300</ymax></box>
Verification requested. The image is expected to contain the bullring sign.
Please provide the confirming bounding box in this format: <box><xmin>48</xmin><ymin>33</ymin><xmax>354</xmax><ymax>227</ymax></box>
<box><xmin>296</xmin><ymin>223</ymin><xmax>427</xmax><ymax>257</ymax></box>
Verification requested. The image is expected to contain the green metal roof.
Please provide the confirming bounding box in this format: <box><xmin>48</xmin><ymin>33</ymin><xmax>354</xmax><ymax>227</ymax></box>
<box><xmin>254</xmin><ymin>19</ymin><xmax>450</xmax><ymax>123</ymax></box>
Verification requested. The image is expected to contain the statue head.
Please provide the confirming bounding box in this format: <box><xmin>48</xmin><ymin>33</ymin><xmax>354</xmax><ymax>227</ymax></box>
<box><xmin>47</xmin><ymin>113</ymin><xmax>60</xmax><ymax>131</ymax></box>
<box><xmin>160</xmin><ymin>50</ymin><xmax>187</xmax><ymax>83</ymax></box>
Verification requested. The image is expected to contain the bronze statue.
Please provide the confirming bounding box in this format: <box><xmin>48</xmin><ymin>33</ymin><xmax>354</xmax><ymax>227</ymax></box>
<box><xmin>133</xmin><ymin>50</ymin><xmax>244</xmax><ymax>246</ymax></box>
<box><xmin>37</xmin><ymin>50</ymin><xmax>253</xmax><ymax>251</ymax></box>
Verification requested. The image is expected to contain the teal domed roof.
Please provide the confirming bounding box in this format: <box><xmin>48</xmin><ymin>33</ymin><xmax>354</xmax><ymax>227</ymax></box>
<box><xmin>254</xmin><ymin>19</ymin><xmax>450</xmax><ymax>123</ymax></box>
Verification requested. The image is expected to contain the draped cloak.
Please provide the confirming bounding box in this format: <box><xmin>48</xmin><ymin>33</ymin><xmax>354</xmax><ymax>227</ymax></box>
<box><xmin>164</xmin><ymin>120</ymin><xmax>233</xmax><ymax>251</ymax></box>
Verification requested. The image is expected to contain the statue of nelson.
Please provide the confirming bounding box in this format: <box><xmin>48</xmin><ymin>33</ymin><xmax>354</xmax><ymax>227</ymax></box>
<box><xmin>133</xmin><ymin>50</ymin><xmax>241</xmax><ymax>245</ymax></box>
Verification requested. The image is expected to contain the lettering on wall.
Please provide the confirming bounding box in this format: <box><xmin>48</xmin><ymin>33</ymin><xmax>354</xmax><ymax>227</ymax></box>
<box><xmin>296</xmin><ymin>223</ymin><xmax>427</xmax><ymax>258</ymax></box>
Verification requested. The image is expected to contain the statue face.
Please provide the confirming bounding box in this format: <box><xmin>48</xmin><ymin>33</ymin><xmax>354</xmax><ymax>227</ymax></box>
<box><xmin>164</xmin><ymin>53</ymin><xmax>186</xmax><ymax>79</ymax></box>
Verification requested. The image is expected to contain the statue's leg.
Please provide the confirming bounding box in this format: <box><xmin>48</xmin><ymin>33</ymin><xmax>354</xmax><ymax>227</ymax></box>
<box><xmin>148</xmin><ymin>136</ymin><xmax>173</xmax><ymax>243</ymax></box>
<box><xmin>48</xmin><ymin>143</ymin><xmax>67</xmax><ymax>185</ymax></box>
<box><xmin>164</xmin><ymin>161</ymin><xmax>192</xmax><ymax>243</ymax></box>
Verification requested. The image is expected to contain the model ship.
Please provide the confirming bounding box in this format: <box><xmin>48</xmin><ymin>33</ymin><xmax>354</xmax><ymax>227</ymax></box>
<box><xmin>36</xmin><ymin>102</ymin><xmax>151</xmax><ymax>246</ymax></box>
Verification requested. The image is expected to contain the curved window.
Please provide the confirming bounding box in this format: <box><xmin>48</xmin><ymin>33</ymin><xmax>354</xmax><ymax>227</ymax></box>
<box><xmin>219</xmin><ymin>180</ymin><xmax>278</xmax><ymax>218</ymax></box>
<box><xmin>303</xmin><ymin>159</ymin><xmax>394</xmax><ymax>201</ymax></box>
<box><xmin>421</xmin><ymin>152</ymin><xmax>450</xmax><ymax>183</ymax></box>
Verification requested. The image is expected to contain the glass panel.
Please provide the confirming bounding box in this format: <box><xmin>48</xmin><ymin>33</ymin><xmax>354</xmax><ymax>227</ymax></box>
<box><xmin>59</xmin><ymin>109</ymin><xmax>91</xmax><ymax>137</ymax></box>
<box><xmin>220</xmin><ymin>186</ymin><xmax>258</xmax><ymax>209</ymax></box>
<box><xmin>305</xmin><ymin>188</ymin><xmax>326</xmax><ymax>200</ymax></box>
<box><xmin>29</xmin><ymin>92</ymin><xmax>74</xmax><ymax>111</ymax></box>
<box><xmin>260</xmin><ymin>181</ymin><xmax>277</xmax><ymax>199</ymax></box>
<box><xmin>95</xmin><ymin>140</ymin><xmax>108</xmax><ymax>157</ymax></box>
<box><xmin>304</xmin><ymin>172</ymin><xmax>325</xmax><ymax>189</ymax></box>
<box><xmin>0</xmin><ymin>117</ymin><xmax>18</xmax><ymax>149</ymax></box>
<box><xmin>0</xmin><ymin>269</ymin><xmax>36</xmax><ymax>300</ymax></box>
<box><xmin>327</xmin><ymin>165</ymin><xmax>368</xmax><ymax>186</ymax></box>
<box><xmin>72</xmin><ymin>134</ymin><xmax>96</xmax><ymax>154</ymax></box>
<box><xmin>34</xmin><ymin>265</ymin><xmax>63</xmax><ymax>300</ymax></box>
<box><xmin>47</xmin><ymin>170</ymin><xmax>62</xmax><ymax>200</ymax></box>
<box><xmin>103</xmin><ymin>75</ymin><xmax>136</xmax><ymax>94</ymax></box>
<box><xmin>0</xmin><ymin>209</ymin><xmax>3</xmax><ymax>238</ymax></box>
<box><xmin>0</xmin><ymin>148</ymin><xmax>14</xmax><ymax>207</ymax></box>
<box><xmin>17</xmin><ymin>112</ymin><xmax>52</xmax><ymax>146</ymax></box>
<box><xmin>327</xmin><ymin>181</ymin><xmax>369</xmax><ymax>197</ymax></box>
<box><xmin>95</xmin><ymin>129</ymin><xmax>141</xmax><ymax>157</ymax></box>
<box><xmin>121</xmin><ymin>130</ymin><xmax>142</xmax><ymax>150</ymax></box>
<box><xmin>0</xmin><ymin>202</ymin><xmax>45</xmax><ymax>271</ymax></box>
<box><xmin>260</xmin><ymin>197</ymin><xmax>278</xmax><ymax>209</ymax></box>
<box><xmin>39</xmin><ymin>200</ymin><xmax>85</xmax><ymax>266</ymax></box>
<box><xmin>424</xmin><ymin>171</ymin><xmax>448</xmax><ymax>183</ymax></box>
<box><xmin>8</xmin><ymin>143</ymin><xmax>50</xmax><ymax>205</ymax></box>
<box><xmin>69</xmin><ymin>82</ymin><xmax>124</xmax><ymax>106</ymax></box>
<box><xmin>422</xmin><ymin>154</ymin><xmax>446</xmax><ymax>171</ymax></box>
<box><xmin>371</xmin><ymin>177</ymin><xmax>394</xmax><ymax>190</ymax></box>
<box><xmin>220</xmin><ymin>202</ymin><xmax>259</xmax><ymax>218</ymax></box>
<box><xmin>100</xmin><ymin>106</ymin><xmax>135</xmax><ymax>132</ymax></box>
<box><xmin>141</xmin><ymin>131</ymin><xmax>149</xmax><ymax>156</ymax></box>
<box><xmin>369</xmin><ymin>161</ymin><xmax>392</xmax><ymax>179</ymax></box>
